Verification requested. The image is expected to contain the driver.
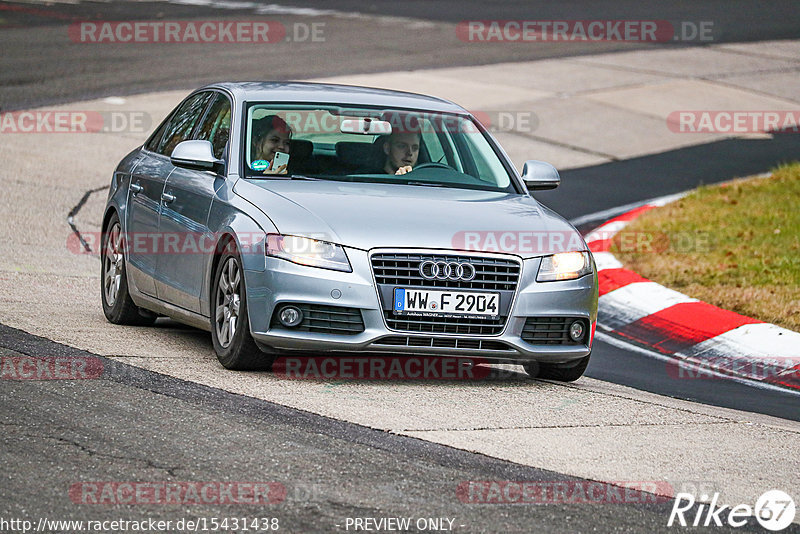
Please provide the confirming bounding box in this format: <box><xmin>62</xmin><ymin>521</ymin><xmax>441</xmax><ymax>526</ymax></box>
<box><xmin>382</xmin><ymin>131</ymin><xmax>420</xmax><ymax>175</ymax></box>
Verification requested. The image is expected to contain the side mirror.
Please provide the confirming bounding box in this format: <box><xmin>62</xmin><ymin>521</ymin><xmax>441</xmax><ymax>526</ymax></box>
<box><xmin>171</xmin><ymin>140</ymin><xmax>224</xmax><ymax>173</ymax></box>
<box><xmin>521</xmin><ymin>160</ymin><xmax>560</xmax><ymax>190</ymax></box>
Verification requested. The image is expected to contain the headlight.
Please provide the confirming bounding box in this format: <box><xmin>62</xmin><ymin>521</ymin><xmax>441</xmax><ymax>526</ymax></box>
<box><xmin>266</xmin><ymin>234</ymin><xmax>352</xmax><ymax>272</ymax></box>
<box><xmin>536</xmin><ymin>251</ymin><xmax>592</xmax><ymax>282</ymax></box>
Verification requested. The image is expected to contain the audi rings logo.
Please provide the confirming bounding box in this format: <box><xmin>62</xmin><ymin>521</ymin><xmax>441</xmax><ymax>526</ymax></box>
<box><xmin>419</xmin><ymin>261</ymin><xmax>477</xmax><ymax>281</ymax></box>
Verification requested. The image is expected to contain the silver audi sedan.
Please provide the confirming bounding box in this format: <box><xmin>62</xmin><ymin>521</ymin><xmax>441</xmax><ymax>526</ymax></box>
<box><xmin>101</xmin><ymin>82</ymin><xmax>598</xmax><ymax>381</ymax></box>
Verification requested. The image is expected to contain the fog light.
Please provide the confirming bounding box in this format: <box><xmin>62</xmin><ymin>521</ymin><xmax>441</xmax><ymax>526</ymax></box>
<box><xmin>279</xmin><ymin>306</ymin><xmax>303</xmax><ymax>327</ymax></box>
<box><xmin>569</xmin><ymin>321</ymin><xmax>585</xmax><ymax>342</ymax></box>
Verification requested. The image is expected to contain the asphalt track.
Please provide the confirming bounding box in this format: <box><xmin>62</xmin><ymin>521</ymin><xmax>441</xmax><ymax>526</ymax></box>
<box><xmin>3</xmin><ymin>0</ymin><xmax>800</xmax><ymax>110</ymax></box>
<box><xmin>1</xmin><ymin>1</ymin><xmax>800</xmax><ymax>532</ymax></box>
<box><xmin>3</xmin><ymin>324</ymin><xmax>739</xmax><ymax>534</ymax></box>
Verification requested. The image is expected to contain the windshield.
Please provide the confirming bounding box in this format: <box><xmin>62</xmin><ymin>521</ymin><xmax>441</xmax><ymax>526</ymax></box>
<box><xmin>243</xmin><ymin>103</ymin><xmax>516</xmax><ymax>192</ymax></box>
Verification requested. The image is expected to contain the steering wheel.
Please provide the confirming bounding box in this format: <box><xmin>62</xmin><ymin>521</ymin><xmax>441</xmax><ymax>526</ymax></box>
<box><xmin>412</xmin><ymin>162</ymin><xmax>456</xmax><ymax>171</ymax></box>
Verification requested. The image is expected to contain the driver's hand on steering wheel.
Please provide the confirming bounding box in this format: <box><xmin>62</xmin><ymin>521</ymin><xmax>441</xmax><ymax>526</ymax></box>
<box><xmin>395</xmin><ymin>165</ymin><xmax>413</xmax><ymax>175</ymax></box>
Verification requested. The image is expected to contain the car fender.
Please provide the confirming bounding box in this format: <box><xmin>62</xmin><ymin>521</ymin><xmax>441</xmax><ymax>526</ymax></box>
<box><xmin>203</xmin><ymin>177</ymin><xmax>278</xmax><ymax>317</ymax></box>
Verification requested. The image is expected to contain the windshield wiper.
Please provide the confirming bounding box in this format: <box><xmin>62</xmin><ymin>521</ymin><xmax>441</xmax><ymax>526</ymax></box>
<box><xmin>407</xmin><ymin>181</ymin><xmax>444</xmax><ymax>187</ymax></box>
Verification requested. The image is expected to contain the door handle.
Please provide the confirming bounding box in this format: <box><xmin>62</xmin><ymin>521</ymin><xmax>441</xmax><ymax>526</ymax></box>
<box><xmin>130</xmin><ymin>182</ymin><xmax>143</xmax><ymax>194</ymax></box>
<box><xmin>161</xmin><ymin>192</ymin><xmax>176</xmax><ymax>204</ymax></box>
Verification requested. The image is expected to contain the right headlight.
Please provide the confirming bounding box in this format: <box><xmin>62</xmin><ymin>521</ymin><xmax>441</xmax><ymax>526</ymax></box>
<box><xmin>266</xmin><ymin>234</ymin><xmax>352</xmax><ymax>272</ymax></box>
<box><xmin>536</xmin><ymin>251</ymin><xmax>592</xmax><ymax>282</ymax></box>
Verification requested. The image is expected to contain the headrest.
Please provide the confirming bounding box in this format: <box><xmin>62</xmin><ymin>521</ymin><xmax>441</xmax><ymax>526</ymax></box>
<box><xmin>336</xmin><ymin>141</ymin><xmax>381</xmax><ymax>167</ymax></box>
<box><xmin>289</xmin><ymin>139</ymin><xmax>312</xmax><ymax>160</ymax></box>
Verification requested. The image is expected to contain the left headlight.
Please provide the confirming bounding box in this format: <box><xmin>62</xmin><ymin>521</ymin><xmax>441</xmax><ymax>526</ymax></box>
<box><xmin>536</xmin><ymin>251</ymin><xmax>592</xmax><ymax>282</ymax></box>
<box><xmin>266</xmin><ymin>234</ymin><xmax>352</xmax><ymax>272</ymax></box>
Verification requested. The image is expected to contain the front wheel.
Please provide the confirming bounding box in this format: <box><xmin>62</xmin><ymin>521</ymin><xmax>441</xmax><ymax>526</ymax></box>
<box><xmin>523</xmin><ymin>354</ymin><xmax>591</xmax><ymax>382</ymax></box>
<box><xmin>210</xmin><ymin>249</ymin><xmax>275</xmax><ymax>370</ymax></box>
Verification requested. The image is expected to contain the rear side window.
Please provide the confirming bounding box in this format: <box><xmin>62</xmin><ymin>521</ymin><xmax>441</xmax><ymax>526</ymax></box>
<box><xmin>149</xmin><ymin>92</ymin><xmax>212</xmax><ymax>156</ymax></box>
<box><xmin>194</xmin><ymin>93</ymin><xmax>232</xmax><ymax>160</ymax></box>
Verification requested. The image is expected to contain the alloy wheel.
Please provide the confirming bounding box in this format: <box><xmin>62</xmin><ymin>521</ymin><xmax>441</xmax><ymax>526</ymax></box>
<box><xmin>102</xmin><ymin>222</ymin><xmax>124</xmax><ymax>307</ymax></box>
<box><xmin>215</xmin><ymin>257</ymin><xmax>241</xmax><ymax>348</ymax></box>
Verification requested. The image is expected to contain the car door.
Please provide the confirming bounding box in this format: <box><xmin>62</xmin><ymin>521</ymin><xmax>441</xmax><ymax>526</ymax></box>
<box><xmin>126</xmin><ymin>91</ymin><xmax>212</xmax><ymax>297</ymax></box>
<box><xmin>155</xmin><ymin>91</ymin><xmax>231</xmax><ymax>313</ymax></box>
<box><xmin>126</xmin><ymin>91</ymin><xmax>212</xmax><ymax>298</ymax></box>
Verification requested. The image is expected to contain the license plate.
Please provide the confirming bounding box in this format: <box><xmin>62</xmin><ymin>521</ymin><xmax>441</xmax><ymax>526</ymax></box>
<box><xmin>393</xmin><ymin>288</ymin><xmax>499</xmax><ymax>318</ymax></box>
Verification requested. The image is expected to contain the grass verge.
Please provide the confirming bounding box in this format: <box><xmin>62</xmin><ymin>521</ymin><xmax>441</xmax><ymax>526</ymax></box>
<box><xmin>611</xmin><ymin>162</ymin><xmax>800</xmax><ymax>332</ymax></box>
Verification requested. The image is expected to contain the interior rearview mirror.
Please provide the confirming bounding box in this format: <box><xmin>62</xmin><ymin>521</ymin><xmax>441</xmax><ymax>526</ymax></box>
<box><xmin>340</xmin><ymin>117</ymin><xmax>393</xmax><ymax>135</ymax></box>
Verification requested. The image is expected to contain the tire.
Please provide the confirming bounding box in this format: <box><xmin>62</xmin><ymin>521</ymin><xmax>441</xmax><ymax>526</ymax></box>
<box><xmin>101</xmin><ymin>213</ymin><xmax>157</xmax><ymax>326</ymax></box>
<box><xmin>523</xmin><ymin>354</ymin><xmax>591</xmax><ymax>382</ymax></box>
<box><xmin>210</xmin><ymin>247</ymin><xmax>275</xmax><ymax>370</ymax></box>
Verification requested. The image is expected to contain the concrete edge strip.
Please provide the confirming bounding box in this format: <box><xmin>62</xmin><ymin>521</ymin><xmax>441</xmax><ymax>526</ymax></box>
<box><xmin>583</xmin><ymin>191</ymin><xmax>800</xmax><ymax>391</ymax></box>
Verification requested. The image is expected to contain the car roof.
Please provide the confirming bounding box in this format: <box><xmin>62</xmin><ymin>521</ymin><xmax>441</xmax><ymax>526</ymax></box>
<box><xmin>203</xmin><ymin>81</ymin><xmax>469</xmax><ymax>114</ymax></box>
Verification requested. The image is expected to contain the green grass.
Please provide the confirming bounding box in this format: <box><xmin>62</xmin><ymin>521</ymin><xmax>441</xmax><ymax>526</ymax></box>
<box><xmin>611</xmin><ymin>162</ymin><xmax>800</xmax><ymax>332</ymax></box>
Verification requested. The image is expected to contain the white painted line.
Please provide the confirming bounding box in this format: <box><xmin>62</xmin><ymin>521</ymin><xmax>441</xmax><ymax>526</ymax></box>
<box><xmin>595</xmin><ymin>332</ymin><xmax>800</xmax><ymax>396</ymax></box>
<box><xmin>571</xmin><ymin>200</ymin><xmax>652</xmax><ymax>228</ymax></box>
<box><xmin>570</xmin><ymin>191</ymin><xmax>688</xmax><ymax>228</ymax></box>
<box><xmin>648</xmin><ymin>192</ymin><xmax>688</xmax><ymax>207</ymax></box>
<box><xmin>164</xmin><ymin>0</ymin><xmax>437</xmax><ymax>27</ymax></box>
<box><xmin>679</xmin><ymin>323</ymin><xmax>800</xmax><ymax>360</ymax></box>
<box><xmin>584</xmin><ymin>220</ymin><xmax>630</xmax><ymax>244</ymax></box>
<box><xmin>592</xmin><ymin>251</ymin><xmax>623</xmax><ymax>271</ymax></box>
<box><xmin>599</xmin><ymin>282</ymin><xmax>697</xmax><ymax>329</ymax></box>
<box><xmin>255</xmin><ymin>3</ymin><xmax>354</xmax><ymax>16</ymax></box>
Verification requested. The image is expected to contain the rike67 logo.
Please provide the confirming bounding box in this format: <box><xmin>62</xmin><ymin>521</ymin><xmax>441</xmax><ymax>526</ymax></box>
<box><xmin>668</xmin><ymin>490</ymin><xmax>795</xmax><ymax>531</ymax></box>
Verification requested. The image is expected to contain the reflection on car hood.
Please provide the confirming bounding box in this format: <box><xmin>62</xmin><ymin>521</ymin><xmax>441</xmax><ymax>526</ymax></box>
<box><xmin>235</xmin><ymin>179</ymin><xmax>586</xmax><ymax>256</ymax></box>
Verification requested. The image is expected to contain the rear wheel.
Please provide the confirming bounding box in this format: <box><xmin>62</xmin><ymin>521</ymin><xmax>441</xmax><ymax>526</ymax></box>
<box><xmin>523</xmin><ymin>354</ymin><xmax>591</xmax><ymax>382</ymax></box>
<box><xmin>100</xmin><ymin>213</ymin><xmax>157</xmax><ymax>326</ymax></box>
<box><xmin>211</xmin><ymin>248</ymin><xmax>275</xmax><ymax>370</ymax></box>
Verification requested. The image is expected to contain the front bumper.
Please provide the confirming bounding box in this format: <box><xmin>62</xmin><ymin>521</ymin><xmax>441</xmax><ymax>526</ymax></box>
<box><xmin>245</xmin><ymin>248</ymin><xmax>598</xmax><ymax>364</ymax></box>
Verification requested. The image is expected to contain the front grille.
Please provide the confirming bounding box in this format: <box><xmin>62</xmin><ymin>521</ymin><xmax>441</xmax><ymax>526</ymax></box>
<box><xmin>385</xmin><ymin>314</ymin><xmax>506</xmax><ymax>335</ymax></box>
<box><xmin>372</xmin><ymin>253</ymin><xmax>520</xmax><ymax>291</ymax></box>
<box><xmin>271</xmin><ymin>304</ymin><xmax>364</xmax><ymax>335</ymax></box>
<box><xmin>374</xmin><ymin>336</ymin><xmax>514</xmax><ymax>351</ymax></box>
<box><xmin>372</xmin><ymin>252</ymin><xmax>521</xmax><ymax>335</ymax></box>
<box><xmin>521</xmin><ymin>317</ymin><xmax>585</xmax><ymax>345</ymax></box>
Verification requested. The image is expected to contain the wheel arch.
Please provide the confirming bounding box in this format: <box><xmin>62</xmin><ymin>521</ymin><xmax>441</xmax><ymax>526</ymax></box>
<box><xmin>102</xmin><ymin>205</ymin><xmax>118</xmax><ymax>233</ymax></box>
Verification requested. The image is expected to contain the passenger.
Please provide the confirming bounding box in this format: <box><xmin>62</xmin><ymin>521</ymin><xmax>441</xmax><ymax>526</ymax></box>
<box><xmin>251</xmin><ymin>115</ymin><xmax>291</xmax><ymax>174</ymax></box>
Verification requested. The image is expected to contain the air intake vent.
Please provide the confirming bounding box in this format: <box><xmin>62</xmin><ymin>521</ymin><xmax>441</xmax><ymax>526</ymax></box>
<box><xmin>374</xmin><ymin>336</ymin><xmax>514</xmax><ymax>351</ymax></box>
<box><xmin>271</xmin><ymin>304</ymin><xmax>364</xmax><ymax>335</ymax></box>
<box><xmin>521</xmin><ymin>317</ymin><xmax>586</xmax><ymax>345</ymax></box>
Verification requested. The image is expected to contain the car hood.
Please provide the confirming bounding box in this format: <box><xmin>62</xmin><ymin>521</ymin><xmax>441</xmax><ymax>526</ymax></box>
<box><xmin>235</xmin><ymin>179</ymin><xmax>586</xmax><ymax>256</ymax></box>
